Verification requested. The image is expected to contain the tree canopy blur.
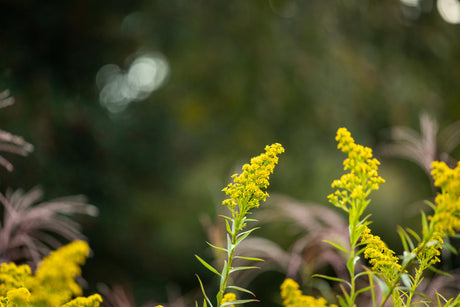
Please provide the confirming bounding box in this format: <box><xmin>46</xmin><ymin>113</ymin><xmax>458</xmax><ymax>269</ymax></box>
<box><xmin>1</xmin><ymin>0</ymin><xmax>460</xmax><ymax>305</ymax></box>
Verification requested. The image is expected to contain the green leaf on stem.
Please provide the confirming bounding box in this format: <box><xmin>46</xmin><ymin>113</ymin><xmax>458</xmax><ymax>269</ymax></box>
<box><xmin>323</xmin><ymin>240</ymin><xmax>348</xmax><ymax>253</ymax></box>
<box><xmin>196</xmin><ymin>274</ymin><xmax>213</xmax><ymax>307</ymax></box>
<box><xmin>235</xmin><ymin>227</ymin><xmax>260</xmax><ymax>245</ymax></box>
<box><xmin>229</xmin><ymin>266</ymin><xmax>260</xmax><ymax>274</ymax></box>
<box><xmin>195</xmin><ymin>255</ymin><xmax>221</xmax><ymax>277</ymax></box>
<box><xmin>221</xmin><ymin>299</ymin><xmax>260</xmax><ymax>306</ymax></box>
<box><xmin>234</xmin><ymin>256</ymin><xmax>264</xmax><ymax>262</ymax></box>
<box><xmin>227</xmin><ymin>285</ymin><xmax>256</xmax><ymax>297</ymax></box>
<box><xmin>312</xmin><ymin>274</ymin><xmax>351</xmax><ymax>288</ymax></box>
<box><xmin>206</xmin><ymin>241</ymin><xmax>228</xmax><ymax>253</ymax></box>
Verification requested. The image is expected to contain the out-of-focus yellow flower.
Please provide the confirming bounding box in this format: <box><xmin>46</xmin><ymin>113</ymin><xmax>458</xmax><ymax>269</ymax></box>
<box><xmin>62</xmin><ymin>294</ymin><xmax>103</xmax><ymax>307</ymax></box>
<box><xmin>222</xmin><ymin>143</ymin><xmax>284</xmax><ymax>214</ymax></box>
<box><xmin>6</xmin><ymin>287</ymin><xmax>30</xmax><ymax>305</ymax></box>
<box><xmin>0</xmin><ymin>241</ymin><xmax>101</xmax><ymax>307</ymax></box>
<box><xmin>0</xmin><ymin>263</ymin><xmax>32</xmax><ymax>296</ymax></box>
<box><xmin>221</xmin><ymin>292</ymin><xmax>236</xmax><ymax>306</ymax></box>
<box><xmin>280</xmin><ymin>278</ymin><xmax>337</xmax><ymax>307</ymax></box>
<box><xmin>430</xmin><ymin>161</ymin><xmax>460</xmax><ymax>235</ymax></box>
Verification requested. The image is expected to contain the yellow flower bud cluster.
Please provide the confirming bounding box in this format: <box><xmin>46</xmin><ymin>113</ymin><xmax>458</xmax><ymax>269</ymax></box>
<box><xmin>280</xmin><ymin>278</ymin><xmax>337</xmax><ymax>307</ymax></box>
<box><xmin>328</xmin><ymin>128</ymin><xmax>385</xmax><ymax>212</ymax></box>
<box><xmin>0</xmin><ymin>241</ymin><xmax>102</xmax><ymax>307</ymax></box>
<box><xmin>359</xmin><ymin>226</ymin><xmax>401</xmax><ymax>280</ymax></box>
<box><xmin>222</xmin><ymin>143</ymin><xmax>284</xmax><ymax>212</ymax></box>
<box><xmin>430</xmin><ymin>161</ymin><xmax>460</xmax><ymax>235</ymax></box>
<box><xmin>220</xmin><ymin>292</ymin><xmax>236</xmax><ymax>307</ymax></box>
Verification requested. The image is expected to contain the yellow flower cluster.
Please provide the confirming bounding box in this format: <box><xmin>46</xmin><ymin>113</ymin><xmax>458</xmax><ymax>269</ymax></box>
<box><xmin>359</xmin><ymin>226</ymin><xmax>401</xmax><ymax>280</ymax></box>
<box><xmin>430</xmin><ymin>161</ymin><xmax>460</xmax><ymax>235</ymax></box>
<box><xmin>222</xmin><ymin>143</ymin><xmax>284</xmax><ymax>212</ymax></box>
<box><xmin>327</xmin><ymin>128</ymin><xmax>385</xmax><ymax>212</ymax></box>
<box><xmin>221</xmin><ymin>292</ymin><xmax>236</xmax><ymax>306</ymax></box>
<box><xmin>0</xmin><ymin>241</ymin><xmax>101</xmax><ymax>307</ymax></box>
<box><xmin>280</xmin><ymin>279</ymin><xmax>337</xmax><ymax>307</ymax></box>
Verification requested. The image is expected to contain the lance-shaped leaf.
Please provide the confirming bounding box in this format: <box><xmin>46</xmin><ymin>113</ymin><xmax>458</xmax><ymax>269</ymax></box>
<box><xmin>196</xmin><ymin>274</ymin><xmax>213</xmax><ymax>307</ymax></box>
<box><xmin>195</xmin><ymin>255</ymin><xmax>221</xmax><ymax>277</ymax></box>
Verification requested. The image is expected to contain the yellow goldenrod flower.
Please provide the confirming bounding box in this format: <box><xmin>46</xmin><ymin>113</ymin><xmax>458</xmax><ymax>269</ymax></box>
<box><xmin>430</xmin><ymin>161</ymin><xmax>460</xmax><ymax>235</ymax></box>
<box><xmin>328</xmin><ymin>128</ymin><xmax>385</xmax><ymax>213</ymax></box>
<box><xmin>280</xmin><ymin>278</ymin><xmax>337</xmax><ymax>307</ymax></box>
<box><xmin>359</xmin><ymin>226</ymin><xmax>401</xmax><ymax>280</ymax></box>
<box><xmin>0</xmin><ymin>263</ymin><xmax>32</xmax><ymax>296</ymax></box>
<box><xmin>6</xmin><ymin>287</ymin><xmax>30</xmax><ymax>305</ymax></box>
<box><xmin>62</xmin><ymin>294</ymin><xmax>103</xmax><ymax>307</ymax></box>
<box><xmin>222</xmin><ymin>143</ymin><xmax>284</xmax><ymax>214</ymax></box>
<box><xmin>221</xmin><ymin>292</ymin><xmax>236</xmax><ymax>306</ymax></box>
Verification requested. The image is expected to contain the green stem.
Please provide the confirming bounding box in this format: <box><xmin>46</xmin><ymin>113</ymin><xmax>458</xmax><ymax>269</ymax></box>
<box><xmin>217</xmin><ymin>215</ymin><xmax>241</xmax><ymax>306</ymax></box>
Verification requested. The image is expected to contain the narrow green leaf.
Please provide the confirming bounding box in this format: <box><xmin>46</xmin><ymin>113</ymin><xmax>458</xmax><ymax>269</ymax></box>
<box><xmin>227</xmin><ymin>285</ymin><xmax>256</xmax><ymax>297</ymax></box>
<box><xmin>443</xmin><ymin>242</ymin><xmax>458</xmax><ymax>255</ymax></box>
<box><xmin>225</xmin><ymin>219</ymin><xmax>232</xmax><ymax>236</ymax></box>
<box><xmin>337</xmin><ymin>296</ymin><xmax>348</xmax><ymax>307</ymax></box>
<box><xmin>397</xmin><ymin>225</ymin><xmax>409</xmax><ymax>252</ymax></box>
<box><xmin>234</xmin><ymin>256</ymin><xmax>264</xmax><ymax>262</ymax></box>
<box><xmin>235</xmin><ymin>227</ymin><xmax>260</xmax><ymax>245</ymax></box>
<box><xmin>195</xmin><ymin>274</ymin><xmax>213</xmax><ymax>307</ymax></box>
<box><xmin>406</xmin><ymin>227</ymin><xmax>421</xmax><ymax>243</ymax></box>
<box><xmin>423</xmin><ymin>200</ymin><xmax>436</xmax><ymax>210</ymax></box>
<box><xmin>219</xmin><ymin>215</ymin><xmax>233</xmax><ymax>221</ymax></box>
<box><xmin>244</xmin><ymin>218</ymin><xmax>258</xmax><ymax>223</ymax></box>
<box><xmin>428</xmin><ymin>265</ymin><xmax>453</xmax><ymax>278</ymax></box>
<box><xmin>323</xmin><ymin>240</ymin><xmax>348</xmax><ymax>253</ymax></box>
<box><xmin>355</xmin><ymin>285</ymin><xmax>373</xmax><ymax>296</ymax></box>
<box><xmin>229</xmin><ymin>266</ymin><xmax>260</xmax><ymax>273</ymax></box>
<box><xmin>221</xmin><ymin>299</ymin><xmax>259</xmax><ymax>306</ymax></box>
<box><xmin>206</xmin><ymin>241</ymin><xmax>227</xmax><ymax>253</ymax></box>
<box><xmin>312</xmin><ymin>274</ymin><xmax>351</xmax><ymax>288</ymax></box>
<box><xmin>195</xmin><ymin>255</ymin><xmax>221</xmax><ymax>277</ymax></box>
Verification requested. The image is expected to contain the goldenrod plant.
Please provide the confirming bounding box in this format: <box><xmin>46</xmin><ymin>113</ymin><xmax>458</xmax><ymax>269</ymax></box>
<box><xmin>194</xmin><ymin>143</ymin><xmax>284</xmax><ymax>307</ymax></box>
<box><xmin>0</xmin><ymin>240</ymin><xmax>102</xmax><ymax>307</ymax></box>
<box><xmin>280</xmin><ymin>278</ymin><xmax>337</xmax><ymax>307</ymax></box>
<box><xmin>303</xmin><ymin>127</ymin><xmax>460</xmax><ymax>307</ymax></box>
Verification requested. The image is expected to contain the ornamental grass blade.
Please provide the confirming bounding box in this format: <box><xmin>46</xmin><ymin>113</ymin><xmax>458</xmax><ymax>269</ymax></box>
<box><xmin>323</xmin><ymin>240</ymin><xmax>348</xmax><ymax>253</ymax></box>
<box><xmin>195</xmin><ymin>255</ymin><xmax>221</xmax><ymax>277</ymax></box>
<box><xmin>195</xmin><ymin>274</ymin><xmax>213</xmax><ymax>307</ymax></box>
<box><xmin>227</xmin><ymin>285</ymin><xmax>256</xmax><ymax>297</ymax></box>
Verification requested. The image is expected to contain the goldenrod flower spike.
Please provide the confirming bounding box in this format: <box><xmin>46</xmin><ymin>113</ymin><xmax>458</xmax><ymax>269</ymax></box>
<box><xmin>430</xmin><ymin>161</ymin><xmax>460</xmax><ymax>235</ymax></box>
<box><xmin>222</xmin><ymin>143</ymin><xmax>284</xmax><ymax>215</ymax></box>
<box><xmin>328</xmin><ymin>127</ymin><xmax>385</xmax><ymax>213</ymax></box>
<box><xmin>280</xmin><ymin>279</ymin><xmax>338</xmax><ymax>307</ymax></box>
<box><xmin>359</xmin><ymin>225</ymin><xmax>401</xmax><ymax>281</ymax></box>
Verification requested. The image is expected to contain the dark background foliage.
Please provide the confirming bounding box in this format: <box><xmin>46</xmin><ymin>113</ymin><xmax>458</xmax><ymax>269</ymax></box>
<box><xmin>1</xmin><ymin>0</ymin><xmax>460</xmax><ymax>305</ymax></box>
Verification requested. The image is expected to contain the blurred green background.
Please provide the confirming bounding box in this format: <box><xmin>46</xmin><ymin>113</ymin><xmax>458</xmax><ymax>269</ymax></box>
<box><xmin>1</xmin><ymin>0</ymin><xmax>460</xmax><ymax>305</ymax></box>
